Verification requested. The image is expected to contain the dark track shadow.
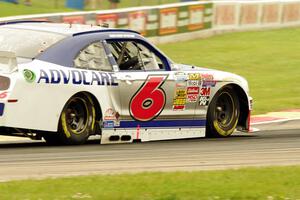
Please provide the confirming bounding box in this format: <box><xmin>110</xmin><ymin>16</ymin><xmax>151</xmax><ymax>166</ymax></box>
<box><xmin>0</xmin><ymin>139</ymin><xmax>101</xmax><ymax>149</ymax></box>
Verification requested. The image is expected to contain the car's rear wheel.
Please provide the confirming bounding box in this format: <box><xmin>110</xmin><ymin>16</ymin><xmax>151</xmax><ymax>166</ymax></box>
<box><xmin>44</xmin><ymin>94</ymin><xmax>96</xmax><ymax>145</ymax></box>
<box><xmin>206</xmin><ymin>86</ymin><xmax>240</xmax><ymax>137</ymax></box>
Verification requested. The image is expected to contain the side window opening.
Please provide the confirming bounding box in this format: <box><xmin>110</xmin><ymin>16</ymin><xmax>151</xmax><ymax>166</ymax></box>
<box><xmin>136</xmin><ymin>43</ymin><xmax>165</xmax><ymax>71</ymax></box>
<box><xmin>74</xmin><ymin>41</ymin><xmax>112</xmax><ymax>71</ymax></box>
<box><xmin>107</xmin><ymin>41</ymin><xmax>165</xmax><ymax>71</ymax></box>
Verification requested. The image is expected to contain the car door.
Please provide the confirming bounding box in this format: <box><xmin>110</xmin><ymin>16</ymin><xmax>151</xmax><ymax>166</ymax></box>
<box><xmin>105</xmin><ymin>39</ymin><xmax>199</xmax><ymax>128</ymax></box>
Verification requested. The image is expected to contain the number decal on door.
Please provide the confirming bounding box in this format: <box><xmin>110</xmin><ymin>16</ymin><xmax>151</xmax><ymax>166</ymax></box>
<box><xmin>130</xmin><ymin>75</ymin><xmax>168</xmax><ymax>122</ymax></box>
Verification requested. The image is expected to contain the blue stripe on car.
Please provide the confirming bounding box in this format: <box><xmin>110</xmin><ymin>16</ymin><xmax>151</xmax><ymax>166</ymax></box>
<box><xmin>117</xmin><ymin>119</ymin><xmax>206</xmax><ymax>129</ymax></box>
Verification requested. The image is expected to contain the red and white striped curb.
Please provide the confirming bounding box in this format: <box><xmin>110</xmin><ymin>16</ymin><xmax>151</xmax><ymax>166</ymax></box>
<box><xmin>251</xmin><ymin>109</ymin><xmax>300</xmax><ymax>125</ymax></box>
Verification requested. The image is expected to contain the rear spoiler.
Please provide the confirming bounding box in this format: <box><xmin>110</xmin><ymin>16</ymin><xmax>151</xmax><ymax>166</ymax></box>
<box><xmin>0</xmin><ymin>51</ymin><xmax>17</xmax><ymax>73</ymax></box>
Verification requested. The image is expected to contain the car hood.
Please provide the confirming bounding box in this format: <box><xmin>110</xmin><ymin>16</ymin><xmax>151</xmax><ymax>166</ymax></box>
<box><xmin>172</xmin><ymin>63</ymin><xmax>213</xmax><ymax>71</ymax></box>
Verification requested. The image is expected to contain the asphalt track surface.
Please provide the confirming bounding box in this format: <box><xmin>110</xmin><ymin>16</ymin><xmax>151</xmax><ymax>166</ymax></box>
<box><xmin>0</xmin><ymin>120</ymin><xmax>299</xmax><ymax>182</ymax></box>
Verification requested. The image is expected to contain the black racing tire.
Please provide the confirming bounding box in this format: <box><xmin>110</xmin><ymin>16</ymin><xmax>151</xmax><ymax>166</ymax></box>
<box><xmin>44</xmin><ymin>94</ymin><xmax>96</xmax><ymax>145</ymax></box>
<box><xmin>206</xmin><ymin>86</ymin><xmax>240</xmax><ymax>138</ymax></box>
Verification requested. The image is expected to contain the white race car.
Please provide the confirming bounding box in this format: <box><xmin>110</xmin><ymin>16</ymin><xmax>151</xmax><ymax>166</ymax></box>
<box><xmin>0</xmin><ymin>21</ymin><xmax>252</xmax><ymax>145</ymax></box>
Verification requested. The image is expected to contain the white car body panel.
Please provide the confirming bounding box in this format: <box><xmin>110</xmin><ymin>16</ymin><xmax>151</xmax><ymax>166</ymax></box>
<box><xmin>0</xmin><ymin>22</ymin><xmax>252</xmax><ymax>144</ymax></box>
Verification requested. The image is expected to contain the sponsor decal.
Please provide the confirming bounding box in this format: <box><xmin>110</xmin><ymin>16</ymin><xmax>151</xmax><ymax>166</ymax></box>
<box><xmin>187</xmin><ymin>86</ymin><xmax>200</xmax><ymax>95</ymax></box>
<box><xmin>63</xmin><ymin>16</ymin><xmax>85</xmax><ymax>24</ymax></box>
<box><xmin>129</xmin><ymin>11</ymin><xmax>147</xmax><ymax>35</ymax></box>
<box><xmin>176</xmin><ymin>82</ymin><xmax>186</xmax><ymax>87</ymax></box>
<box><xmin>186</xmin><ymin>86</ymin><xmax>200</xmax><ymax>103</ymax></box>
<box><xmin>201</xmin><ymin>74</ymin><xmax>214</xmax><ymax>79</ymax></box>
<box><xmin>173</xmin><ymin>88</ymin><xmax>187</xmax><ymax>111</ymax></box>
<box><xmin>173</xmin><ymin>105</ymin><xmax>185</xmax><ymax>111</ymax></box>
<box><xmin>201</xmin><ymin>74</ymin><xmax>216</xmax><ymax>87</ymax></box>
<box><xmin>130</xmin><ymin>75</ymin><xmax>168</xmax><ymax>122</ymax></box>
<box><xmin>109</xmin><ymin>34</ymin><xmax>135</xmax><ymax>38</ymax></box>
<box><xmin>187</xmin><ymin>94</ymin><xmax>198</xmax><ymax>103</ymax></box>
<box><xmin>199</xmin><ymin>87</ymin><xmax>211</xmax><ymax>106</ymax></box>
<box><xmin>104</xmin><ymin>108</ymin><xmax>120</xmax><ymax>127</ymax></box>
<box><xmin>23</xmin><ymin>69</ymin><xmax>36</xmax><ymax>83</ymax></box>
<box><xmin>173</xmin><ymin>97</ymin><xmax>186</xmax><ymax>106</ymax></box>
<box><xmin>159</xmin><ymin>8</ymin><xmax>178</xmax><ymax>35</ymax></box>
<box><xmin>103</xmin><ymin>121</ymin><xmax>115</xmax><ymax>128</ymax></box>
<box><xmin>199</xmin><ymin>96</ymin><xmax>210</xmax><ymax>106</ymax></box>
<box><xmin>187</xmin><ymin>73</ymin><xmax>201</xmax><ymax>86</ymax></box>
<box><xmin>97</xmin><ymin>14</ymin><xmax>118</xmax><ymax>28</ymax></box>
<box><xmin>188</xmin><ymin>5</ymin><xmax>204</xmax><ymax>31</ymax></box>
<box><xmin>187</xmin><ymin>80</ymin><xmax>200</xmax><ymax>87</ymax></box>
<box><xmin>188</xmin><ymin>73</ymin><xmax>201</xmax><ymax>80</ymax></box>
<box><xmin>202</xmin><ymin>80</ymin><xmax>216</xmax><ymax>87</ymax></box>
<box><xmin>36</xmin><ymin>69</ymin><xmax>118</xmax><ymax>86</ymax></box>
<box><xmin>174</xmin><ymin>72</ymin><xmax>188</xmax><ymax>82</ymax></box>
<box><xmin>175</xmin><ymin>88</ymin><xmax>187</xmax><ymax>99</ymax></box>
<box><xmin>200</xmin><ymin>87</ymin><xmax>211</xmax><ymax>96</ymax></box>
<box><xmin>104</xmin><ymin>108</ymin><xmax>117</xmax><ymax>120</ymax></box>
<box><xmin>0</xmin><ymin>91</ymin><xmax>8</xmax><ymax>99</ymax></box>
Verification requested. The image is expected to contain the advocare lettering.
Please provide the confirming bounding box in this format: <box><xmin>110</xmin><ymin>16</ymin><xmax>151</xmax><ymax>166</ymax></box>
<box><xmin>37</xmin><ymin>69</ymin><xmax>118</xmax><ymax>86</ymax></box>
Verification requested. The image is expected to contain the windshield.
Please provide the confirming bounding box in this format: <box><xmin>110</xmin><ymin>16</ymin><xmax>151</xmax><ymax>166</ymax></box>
<box><xmin>0</xmin><ymin>28</ymin><xmax>66</xmax><ymax>62</ymax></box>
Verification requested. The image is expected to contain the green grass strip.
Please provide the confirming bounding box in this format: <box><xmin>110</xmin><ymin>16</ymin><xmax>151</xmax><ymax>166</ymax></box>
<box><xmin>0</xmin><ymin>166</ymin><xmax>300</xmax><ymax>199</ymax></box>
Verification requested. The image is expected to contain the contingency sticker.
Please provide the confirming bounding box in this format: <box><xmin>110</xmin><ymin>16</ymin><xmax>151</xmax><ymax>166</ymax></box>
<box><xmin>185</xmin><ymin>73</ymin><xmax>201</xmax><ymax>103</ymax></box>
<box><xmin>174</xmin><ymin>72</ymin><xmax>188</xmax><ymax>87</ymax></box>
<box><xmin>104</xmin><ymin>108</ymin><xmax>120</xmax><ymax>127</ymax></box>
<box><xmin>187</xmin><ymin>73</ymin><xmax>201</xmax><ymax>87</ymax></box>
<box><xmin>189</xmin><ymin>73</ymin><xmax>201</xmax><ymax>80</ymax></box>
<box><xmin>199</xmin><ymin>87</ymin><xmax>211</xmax><ymax>106</ymax></box>
<box><xmin>103</xmin><ymin>121</ymin><xmax>115</xmax><ymax>128</ymax></box>
<box><xmin>174</xmin><ymin>72</ymin><xmax>188</xmax><ymax>82</ymax></box>
<box><xmin>201</xmin><ymin>74</ymin><xmax>216</xmax><ymax>87</ymax></box>
<box><xmin>173</xmin><ymin>88</ymin><xmax>187</xmax><ymax>111</ymax></box>
<box><xmin>187</xmin><ymin>86</ymin><xmax>200</xmax><ymax>103</ymax></box>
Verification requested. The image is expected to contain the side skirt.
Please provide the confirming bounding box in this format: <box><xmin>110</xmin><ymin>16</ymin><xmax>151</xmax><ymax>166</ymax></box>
<box><xmin>100</xmin><ymin>127</ymin><xmax>206</xmax><ymax>144</ymax></box>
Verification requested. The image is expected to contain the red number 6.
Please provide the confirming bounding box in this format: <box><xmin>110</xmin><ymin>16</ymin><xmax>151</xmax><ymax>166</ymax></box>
<box><xmin>130</xmin><ymin>75</ymin><xmax>168</xmax><ymax>122</ymax></box>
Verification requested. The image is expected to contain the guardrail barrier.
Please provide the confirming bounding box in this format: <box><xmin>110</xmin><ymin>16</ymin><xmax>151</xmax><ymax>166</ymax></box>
<box><xmin>1</xmin><ymin>0</ymin><xmax>300</xmax><ymax>43</ymax></box>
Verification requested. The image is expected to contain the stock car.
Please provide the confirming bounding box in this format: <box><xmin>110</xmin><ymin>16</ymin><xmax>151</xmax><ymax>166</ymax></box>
<box><xmin>0</xmin><ymin>21</ymin><xmax>252</xmax><ymax>145</ymax></box>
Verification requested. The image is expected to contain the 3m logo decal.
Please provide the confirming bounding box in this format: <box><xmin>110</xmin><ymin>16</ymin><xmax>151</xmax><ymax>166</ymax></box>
<box><xmin>200</xmin><ymin>87</ymin><xmax>211</xmax><ymax>96</ymax></box>
<box><xmin>130</xmin><ymin>75</ymin><xmax>168</xmax><ymax>122</ymax></box>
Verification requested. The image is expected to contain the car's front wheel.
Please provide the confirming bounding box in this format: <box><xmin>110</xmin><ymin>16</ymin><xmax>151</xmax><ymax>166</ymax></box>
<box><xmin>44</xmin><ymin>94</ymin><xmax>96</xmax><ymax>145</ymax></box>
<box><xmin>206</xmin><ymin>86</ymin><xmax>240</xmax><ymax>137</ymax></box>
